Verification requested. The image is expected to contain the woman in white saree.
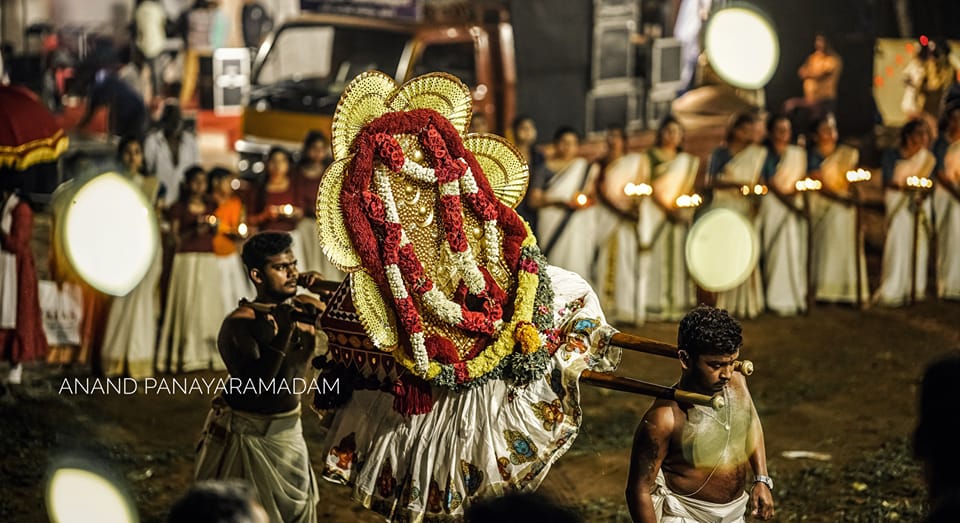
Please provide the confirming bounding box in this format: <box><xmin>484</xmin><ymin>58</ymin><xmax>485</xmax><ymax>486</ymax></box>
<box><xmin>758</xmin><ymin>115</ymin><xmax>808</xmax><ymax>316</ymax></box>
<box><xmin>706</xmin><ymin>113</ymin><xmax>767</xmax><ymax>319</ymax></box>
<box><xmin>101</xmin><ymin>138</ymin><xmax>162</xmax><ymax>379</ymax></box>
<box><xmin>594</xmin><ymin>127</ymin><xmax>647</xmax><ymax>325</ymax></box>
<box><xmin>933</xmin><ymin>105</ymin><xmax>960</xmax><ymax>300</ymax></box>
<box><xmin>530</xmin><ymin>127</ymin><xmax>599</xmax><ymax>287</ymax></box>
<box><xmin>807</xmin><ymin>114</ymin><xmax>867</xmax><ymax>305</ymax></box>
<box><xmin>876</xmin><ymin>119</ymin><xmax>935</xmax><ymax>306</ymax></box>
<box><xmin>644</xmin><ymin>118</ymin><xmax>699</xmax><ymax>321</ymax></box>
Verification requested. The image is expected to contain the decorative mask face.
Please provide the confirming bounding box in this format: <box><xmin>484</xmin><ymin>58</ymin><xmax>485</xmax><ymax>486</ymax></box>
<box><xmin>317</xmin><ymin>72</ymin><xmax>556</xmax><ymax>389</ymax></box>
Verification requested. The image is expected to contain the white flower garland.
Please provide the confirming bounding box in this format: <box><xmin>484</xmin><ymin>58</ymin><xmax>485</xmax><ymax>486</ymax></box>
<box><xmin>410</xmin><ymin>332</ymin><xmax>427</xmax><ymax>374</ymax></box>
<box><xmin>374</xmin><ymin>170</ymin><xmax>427</xmax><ymax>371</ymax></box>
<box><xmin>372</xmin><ymin>150</ymin><xmax>507</xmax><ymax>373</ymax></box>
<box><xmin>483</xmin><ymin>220</ymin><xmax>500</xmax><ymax>263</ymax></box>
<box><xmin>402</xmin><ymin>157</ymin><xmax>437</xmax><ymax>183</ymax></box>
<box><xmin>458</xmin><ymin>160</ymin><xmax>479</xmax><ymax>193</ymax></box>
<box><xmin>423</xmin><ymin>287</ymin><xmax>464</xmax><ymax>324</ymax></box>
<box><xmin>452</xmin><ymin>246</ymin><xmax>486</xmax><ymax>294</ymax></box>
<box><xmin>440</xmin><ymin>179</ymin><xmax>460</xmax><ymax>197</ymax></box>
<box><xmin>385</xmin><ymin>264</ymin><xmax>408</xmax><ymax>299</ymax></box>
<box><xmin>376</xmin><ymin>170</ymin><xmax>403</xmax><ymax>225</ymax></box>
<box><xmin>458</xmin><ymin>162</ymin><xmax>500</xmax><ymax>264</ymax></box>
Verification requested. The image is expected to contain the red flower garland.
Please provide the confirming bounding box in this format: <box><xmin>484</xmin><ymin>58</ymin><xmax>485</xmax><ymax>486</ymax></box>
<box><xmin>425</xmin><ymin>335</ymin><xmax>460</xmax><ymax>364</ymax></box>
<box><xmin>340</xmin><ymin>108</ymin><xmax>531</xmax><ymax>373</ymax></box>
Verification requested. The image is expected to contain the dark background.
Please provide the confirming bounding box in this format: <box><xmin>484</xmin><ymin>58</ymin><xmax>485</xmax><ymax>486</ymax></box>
<box><xmin>510</xmin><ymin>0</ymin><xmax>953</xmax><ymax>144</ymax></box>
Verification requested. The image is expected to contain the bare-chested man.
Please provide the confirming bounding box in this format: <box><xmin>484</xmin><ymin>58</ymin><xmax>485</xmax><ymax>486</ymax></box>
<box><xmin>195</xmin><ymin>231</ymin><xmax>328</xmax><ymax>523</ymax></box>
<box><xmin>626</xmin><ymin>305</ymin><xmax>774</xmax><ymax>522</ymax></box>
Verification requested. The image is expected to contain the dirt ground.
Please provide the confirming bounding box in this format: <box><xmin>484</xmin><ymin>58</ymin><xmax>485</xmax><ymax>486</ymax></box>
<box><xmin>1</xmin><ymin>293</ymin><xmax>956</xmax><ymax>522</ymax></box>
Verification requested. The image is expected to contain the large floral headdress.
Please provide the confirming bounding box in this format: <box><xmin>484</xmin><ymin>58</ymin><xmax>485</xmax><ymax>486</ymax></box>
<box><xmin>317</xmin><ymin>72</ymin><xmax>555</xmax><ymax>406</ymax></box>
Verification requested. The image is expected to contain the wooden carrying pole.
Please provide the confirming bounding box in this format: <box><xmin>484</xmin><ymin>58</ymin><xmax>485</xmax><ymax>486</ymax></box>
<box><xmin>609</xmin><ymin>332</ymin><xmax>678</xmax><ymax>359</ymax></box>
<box><xmin>580</xmin><ymin>371</ymin><xmax>724</xmax><ymax>409</ymax></box>
<box><xmin>608</xmin><ymin>332</ymin><xmax>754</xmax><ymax>376</ymax></box>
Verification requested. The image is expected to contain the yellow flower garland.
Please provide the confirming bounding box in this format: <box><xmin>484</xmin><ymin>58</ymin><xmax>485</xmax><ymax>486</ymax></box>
<box><xmin>515</xmin><ymin>322</ymin><xmax>541</xmax><ymax>354</ymax></box>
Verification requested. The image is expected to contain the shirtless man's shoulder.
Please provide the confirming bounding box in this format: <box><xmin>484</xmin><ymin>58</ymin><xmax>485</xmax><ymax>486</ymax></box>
<box><xmin>633</xmin><ymin>398</ymin><xmax>680</xmax><ymax>461</ymax></box>
<box><xmin>226</xmin><ymin>304</ymin><xmax>256</xmax><ymax>321</ymax></box>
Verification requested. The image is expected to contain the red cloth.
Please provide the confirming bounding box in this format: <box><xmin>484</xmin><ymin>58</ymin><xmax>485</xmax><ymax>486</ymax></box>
<box><xmin>168</xmin><ymin>200</ymin><xmax>216</xmax><ymax>253</ymax></box>
<box><xmin>0</xmin><ymin>201</ymin><xmax>49</xmax><ymax>362</ymax></box>
<box><xmin>293</xmin><ymin>167</ymin><xmax>323</xmax><ymax>219</ymax></box>
<box><xmin>0</xmin><ymin>84</ymin><xmax>69</xmax><ymax>170</ymax></box>
<box><xmin>249</xmin><ymin>184</ymin><xmax>299</xmax><ymax>232</ymax></box>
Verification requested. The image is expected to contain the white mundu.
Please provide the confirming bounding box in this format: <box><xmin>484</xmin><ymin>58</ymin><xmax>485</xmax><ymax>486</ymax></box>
<box><xmin>196</xmin><ymin>400</ymin><xmax>319</xmax><ymax>523</ymax></box>
<box><xmin>758</xmin><ymin>145</ymin><xmax>807</xmax><ymax>316</ymax></box>
<box><xmin>651</xmin><ymin>470</ymin><xmax>749</xmax><ymax>523</ymax></box>
<box><xmin>876</xmin><ymin>148</ymin><xmax>935</xmax><ymax>306</ymax></box>
<box><xmin>935</xmin><ymin>141</ymin><xmax>960</xmax><ymax>300</ymax></box>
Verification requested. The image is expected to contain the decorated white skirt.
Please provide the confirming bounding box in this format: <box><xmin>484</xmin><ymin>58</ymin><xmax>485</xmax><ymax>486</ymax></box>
<box><xmin>318</xmin><ymin>266</ymin><xmax>621</xmax><ymax>521</ymax></box>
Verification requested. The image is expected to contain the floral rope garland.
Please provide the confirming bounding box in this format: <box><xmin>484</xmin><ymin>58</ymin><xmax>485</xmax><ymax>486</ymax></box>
<box><xmin>340</xmin><ymin>108</ymin><xmax>555</xmax><ymax>387</ymax></box>
<box><xmin>391</xmin><ymin>226</ymin><xmax>555</xmax><ymax>389</ymax></box>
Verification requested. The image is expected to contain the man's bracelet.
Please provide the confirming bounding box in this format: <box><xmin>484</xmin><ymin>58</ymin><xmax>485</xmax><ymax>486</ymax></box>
<box><xmin>754</xmin><ymin>475</ymin><xmax>774</xmax><ymax>492</ymax></box>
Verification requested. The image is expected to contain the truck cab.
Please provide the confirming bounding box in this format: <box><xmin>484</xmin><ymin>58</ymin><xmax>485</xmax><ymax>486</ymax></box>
<box><xmin>235</xmin><ymin>9</ymin><xmax>516</xmax><ymax>178</ymax></box>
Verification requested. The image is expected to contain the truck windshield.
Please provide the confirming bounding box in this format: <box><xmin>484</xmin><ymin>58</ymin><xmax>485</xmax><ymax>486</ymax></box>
<box><xmin>254</xmin><ymin>24</ymin><xmax>409</xmax><ymax>88</ymax></box>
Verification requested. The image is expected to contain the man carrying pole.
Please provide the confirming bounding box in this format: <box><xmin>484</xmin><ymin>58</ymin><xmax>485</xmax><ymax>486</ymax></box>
<box><xmin>625</xmin><ymin>305</ymin><xmax>774</xmax><ymax>522</ymax></box>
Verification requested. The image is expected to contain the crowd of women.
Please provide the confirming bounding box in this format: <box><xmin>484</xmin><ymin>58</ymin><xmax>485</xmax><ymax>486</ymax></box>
<box><xmin>4</xmin><ymin>101</ymin><xmax>960</xmax><ymax>385</ymax></box>
<box><xmin>517</xmin><ymin>105</ymin><xmax>960</xmax><ymax>326</ymax></box>
<box><xmin>0</xmin><ymin>113</ymin><xmax>341</xmax><ymax>385</ymax></box>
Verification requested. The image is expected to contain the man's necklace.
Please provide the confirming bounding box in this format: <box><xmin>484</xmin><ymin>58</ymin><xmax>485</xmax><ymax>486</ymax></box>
<box><xmin>698</xmin><ymin>387</ymin><xmax>731</xmax><ymax>431</ymax></box>
<box><xmin>681</xmin><ymin>387</ymin><xmax>732</xmax><ymax>498</ymax></box>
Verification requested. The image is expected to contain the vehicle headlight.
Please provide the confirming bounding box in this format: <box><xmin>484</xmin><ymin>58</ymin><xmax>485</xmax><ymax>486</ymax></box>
<box><xmin>238</xmin><ymin>159</ymin><xmax>249</xmax><ymax>172</ymax></box>
<box><xmin>252</xmin><ymin>161</ymin><xmax>265</xmax><ymax>174</ymax></box>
